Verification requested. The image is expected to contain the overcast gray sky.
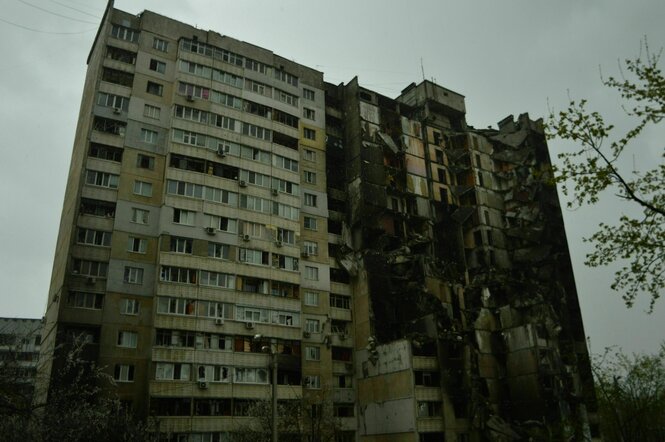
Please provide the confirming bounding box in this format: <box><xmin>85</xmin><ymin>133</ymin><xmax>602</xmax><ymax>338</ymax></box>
<box><xmin>0</xmin><ymin>0</ymin><xmax>663</xmax><ymax>355</ymax></box>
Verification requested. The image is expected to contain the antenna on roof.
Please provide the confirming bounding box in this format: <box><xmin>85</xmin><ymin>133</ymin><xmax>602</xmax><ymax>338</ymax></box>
<box><xmin>420</xmin><ymin>57</ymin><xmax>425</xmax><ymax>82</ymax></box>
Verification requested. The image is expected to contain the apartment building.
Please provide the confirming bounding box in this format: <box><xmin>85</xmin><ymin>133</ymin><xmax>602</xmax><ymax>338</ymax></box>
<box><xmin>323</xmin><ymin>79</ymin><xmax>597</xmax><ymax>441</ymax></box>
<box><xmin>0</xmin><ymin>317</ymin><xmax>42</xmax><ymax>412</ymax></box>
<box><xmin>39</xmin><ymin>2</ymin><xmax>595</xmax><ymax>441</ymax></box>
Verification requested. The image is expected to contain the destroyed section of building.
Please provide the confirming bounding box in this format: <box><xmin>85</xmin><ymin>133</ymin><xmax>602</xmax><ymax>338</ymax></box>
<box><xmin>325</xmin><ymin>79</ymin><xmax>597</xmax><ymax>441</ymax></box>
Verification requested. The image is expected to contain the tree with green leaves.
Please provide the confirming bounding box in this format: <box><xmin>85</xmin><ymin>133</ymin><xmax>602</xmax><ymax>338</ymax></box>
<box><xmin>592</xmin><ymin>345</ymin><xmax>665</xmax><ymax>441</ymax></box>
<box><xmin>547</xmin><ymin>40</ymin><xmax>664</xmax><ymax>311</ymax></box>
<box><xmin>0</xmin><ymin>334</ymin><xmax>151</xmax><ymax>441</ymax></box>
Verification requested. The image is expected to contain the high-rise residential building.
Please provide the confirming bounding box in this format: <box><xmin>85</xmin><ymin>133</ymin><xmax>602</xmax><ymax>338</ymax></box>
<box><xmin>0</xmin><ymin>318</ymin><xmax>42</xmax><ymax>410</ymax></box>
<box><xmin>39</xmin><ymin>2</ymin><xmax>597</xmax><ymax>441</ymax></box>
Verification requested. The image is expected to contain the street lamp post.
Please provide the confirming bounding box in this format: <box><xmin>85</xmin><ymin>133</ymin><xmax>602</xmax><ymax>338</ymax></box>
<box><xmin>255</xmin><ymin>334</ymin><xmax>278</xmax><ymax>442</ymax></box>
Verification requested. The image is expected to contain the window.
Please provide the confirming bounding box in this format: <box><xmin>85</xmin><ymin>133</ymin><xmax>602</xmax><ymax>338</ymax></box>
<box><xmin>303</xmin><ymin>108</ymin><xmax>315</xmax><ymax>120</ymax></box>
<box><xmin>304</xmin><ymin>375</ymin><xmax>320</xmax><ymax>389</ymax></box>
<box><xmin>127</xmin><ymin>237</ymin><xmax>147</xmax><ymax>253</ymax></box>
<box><xmin>275</xmin><ymin>88</ymin><xmax>298</xmax><ymax>106</ymax></box>
<box><xmin>161</xmin><ymin>266</ymin><xmax>198</xmax><ymax>284</ymax></box>
<box><xmin>102</xmin><ymin>68</ymin><xmax>134</xmax><ymax>87</ymax></box>
<box><xmin>304</xmin><ymin>216</ymin><xmax>318</xmax><ymax>231</ymax></box>
<box><xmin>437</xmin><ymin>168</ymin><xmax>447</xmax><ymax>184</ymax></box>
<box><xmin>234</xmin><ymin>367</ymin><xmax>268</xmax><ymax>384</ymax></box>
<box><xmin>67</xmin><ymin>292</ymin><xmax>103</xmax><ymax>310</ymax></box>
<box><xmin>72</xmin><ymin>259</ymin><xmax>108</xmax><ymax>277</ymax></box>
<box><xmin>304</xmin><ymin>149</ymin><xmax>316</xmax><ymax>162</ymax></box>
<box><xmin>155</xmin><ymin>362</ymin><xmax>191</xmax><ymax>381</ymax></box>
<box><xmin>121</xmin><ymin>298</ymin><xmax>140</xmax><ymax>315</ymax></box>
<box><xmin>86</xmin><ymin>170</ymin><xmax>119</xmax><ymax>189</ymax></box>
<box><xmin>157</xmin><ymin>297</ymin><xmax>196</xmax><ymax>315</ymax></box>
<box><xmin>276</xmin><ymin>228</ymin><xmax>295</xmax><ymax>245</ymax></box>
<box><xmin>330</xmin><ymin>294</ymin><xmax>350</xmax><ymax>309</ymax></box>
<box><xmin>303</xmin><ymin>88</ymin><xmax>315</xmax><ymax>101</ymax></box>
<box><xmin>146</xmin><ymin>81</ymin><xmax>163</xmax><ymax>96</ymax></box>
<box><xmin>111</xmin><ymin>24</ymin><xmax>138</xmax><ymax>42</ymax></box>
<box><xmin>137</xmin><ymin>153</ymin><xmax>155</xmax><ymax>169</ymax></box>
<box><xmin>435</xmin><ymin>149</ymin><xmax>444</xmax><ymax>164</ymax></box>
<box><xmin>334</xmin><ymin>374</ymin><xmax>353</xmax><ymax>388</ymax></box>
<box><xmin>131</xmin><ymin>208</ymin><xmax>149</xmax><ymax>224</ymax></box>
<box><xmin>144</xmin><ymin>104</ymin><xmax>161</xmax><ymax>119</ymax></box>
<box><xmin>304</xmin><ymin>291</ymin><xmax>319</xmax><ymax>306</ymax></box>
<box><xmin>149</xmin><ymin>59</ymin><xmax>166</xmax><ymax>74</ymax></box>
<box><xmin>206</xmin><ymin>214</ymin><xmax>237</xmax><ymax>233</ymax></box>
<box><xmin>304</xmin><ymin>128</ymin><xmax>316</xmax><ymax>140</ymax></box>
<box><xmin>106</xmin><ymin>45</ymin><xmax>136</xmax><ymax>64</ymax></box>
<box><xmin>93</xmin><ymin>116</ymin><xmax>126</xmax><ymax>136</ymax></box>
<box><xmin>305</xmin><ymin>319</ymin><xmax>320</xmax><ymax>333</ymax></box>
<box><xmin>173</xmin><ymin>208</ymin><xmax>195</xmax><ymax>226</ymax></box>
<box><xmin>77</xmin><ymin>228</ymin><xmax>111</xmax><ymax>247</ymax></box>
<box><xmin>273</xmin><ymin>254</ymin><xmax>299</xmax><ymax>272</ymax></box>
<box><xmin>114</xmin><ymin>364</ymin><xmax>135</xmax><ymax>382</ymax></box>
<box><xmin>153</xmin><ymin>37</ymin><xmax>168</xmax><ymax>52</ymax></box>
<box><xmin>304</xmin><ymin>193</ymin><xmax>317</xmax><ymax>207</ymax></box>
<box><xmin>80</xmin><ymin>198</ymin><xmax>116</xmax><ymax>217</ymax></box>
<box><xmin>334</xmin><ymin>405</ymin><xmax>354</xmax><ymax>418</ymax></box>
<box><xmin>200</xmin><ymin>271</ymin><xmax>234</xmax><ymax>289</ymax></box>
<box><xmin>305</xmin><ymin>346</ymin><xmax>320</xmax><ymax>361</ymax></box>
<box><xmin>170</xmin><ymin>237</ymin><xmax>193</xmax><ymax>254</ymax></box>
<box><xmin>273</xmin><ymin>154</ymin><xmax>298</xmax><ymax>172</ymax></box>
<box><xmin>140</xmin><ymin>128</ymin><xmax>158</xmax><ymax>144</ymax></box>
<box><xmin>304</xmin><ymin>266</ymin><xmax>319</xmax><ymax>281</ymax></box>
<box><xmin>274</xmin><ymin>69</ymin><xmax>298</xmax><ymax>87</ymax></box>
<box><xmin>304</xmin><ymin>170</ymin><xmax>316</xmax><ymax>184</ymax></box>
<box><xmin>117</xmin><ymin>331</ymin><xmax>138</xmax><ymax>348</ymax></box>
<box><xmin>133</xmin><ymin>180</ymin><xmax>153</xmax><ymax>197</ymax></box>
<box><xmin>89</xmin><ymin>143</ymin><xmax>122</xmax><ymax>162</ymax></box>
<box><xmin>96</xmin><ymin>92</ymin><xmax>128</xmax><ymax>111</ymax></box>
<box><xmin>417</xmin><ymin>401</ymin><xmax>442</xmax><ymax>418</ymax></box>
<box><xmin>208</xmin><ymin>242</ymin><xmax>229</xmax><ymax>259</ymax></box>
<box><xmin>242</xmin><ymin>221</ymin><xmax>264</xmax><ymax>238</ymax></box>
<box><xmin>124</xmin><ymin>267</ymin><xmax>144</xmax><ymax>284</ymax></box>
<box><xmin>238</xmin><ymin>248</ymin><xmax>269</xmax><ymax>266</ymax></box>
<box><xmin>303</xmin><ymin>241</ymin><xmax>318</xmax><ymax>256</ymax></box>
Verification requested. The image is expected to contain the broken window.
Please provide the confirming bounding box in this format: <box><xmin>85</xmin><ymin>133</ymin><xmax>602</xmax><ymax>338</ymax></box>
<box><xmin>89</xmin><ymin>143</ymin><xmax>122</xmax><ymax>162</ymax></box>
<box><xmin>92</xmin><ymin>116</ymin><xmax>126</xmax><ymax>136</ymax></box>
<box><xmin>101</xmin><ymin>67</ymin><xmax>134</xmax><ymax>87</ymax></box>
<box><xmin>106</xmin><ymin>45</ymin><xmax>136</xmax><ymax>64</ymax></box>
<box><xmin>80</xmin><ymin>198</ymin><xmax>116</xmax><ymax>217</ymax></box>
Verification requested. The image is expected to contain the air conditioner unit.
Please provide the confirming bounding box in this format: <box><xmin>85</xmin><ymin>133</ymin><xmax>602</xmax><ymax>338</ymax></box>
<box><xmin>245</xmin><ymin>322</ymin><xmax>255</xmax><ymax>330</ymax></box>
<box><xmin>301</xmin><ymin>251</ymin><xmax>310</xmax><ymax>258</ymax></box>
<box><xmin>198</xmin><ymin>381</ymin><xmax>208</xmax><ymax>389</ymax></box>
<box><xmin>86</xmin><ymin>277</ymin><xmax>96</xmax><ymax>285</ymax></box>
<box><xmin>216</xmin><ymin>148</ymin><xmax>226</xmax><ymax>157</ymax></box>
<box><xmin>303</xmin><ymin>331</ymin><xmax>311</xmax><ymax>338</ymax></box>
<box><xmin>186</xmin><ymin>94</ymin><xmax>194</xmax><ymax>102</ymax></box>
<box><xmin>239</xmin><ymin>180</ymin><xmax>247</xmax><ymax>187</ymax></box>
<box><xmin>340</xmin><ymin>333</ymin><xmax>348</xmax><ymax>340</ymax></box>
<box><xmin>112</xmin><ymin>107</ymin><xmax>121</xmax><ymax>114</ymax></box>
<box><xmin>215</xmin><ymin>318</ymin><xmax>224</xmax><ymax>326</ymax></box>
<box><xmin>345</xmin><ymin>363</ymin><xmax>354</xmax><ymax>372</ymax></box>
<box><xmin>204</xmin><ymin>226</ymin><xmax>216</xmax><ymax>235</ymax></box>
<box><xmin>275</xmin><ymin>240</ymin><xmax>283</xmax><ymax>248</ymax></box>
<box><xmin>242</xmin><ymin>234</ymin><xmax>250</xmax><ymax>241</ymax></box>
<box><xmin>271</xmin><ymin>188</ymin><xmax>279</xmax><ymax>196</ymax></box>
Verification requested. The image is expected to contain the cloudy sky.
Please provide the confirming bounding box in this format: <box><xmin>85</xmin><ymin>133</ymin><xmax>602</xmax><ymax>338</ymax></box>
<box><xmin>0</xmin><ymin>0</ymin><xmax>663</xmax><ymax>354</ymax></box>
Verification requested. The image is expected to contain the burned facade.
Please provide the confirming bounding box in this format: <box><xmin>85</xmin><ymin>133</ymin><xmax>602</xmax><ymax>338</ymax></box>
<box><xmin>40</xmin><ymin>2</ymin><xmax>595</xmax><ymax>441</ymax></box>
<box><xmin>324</xmin><ymin>79</ymin><xmax>596</xmax><ymax>441</ymax></box>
